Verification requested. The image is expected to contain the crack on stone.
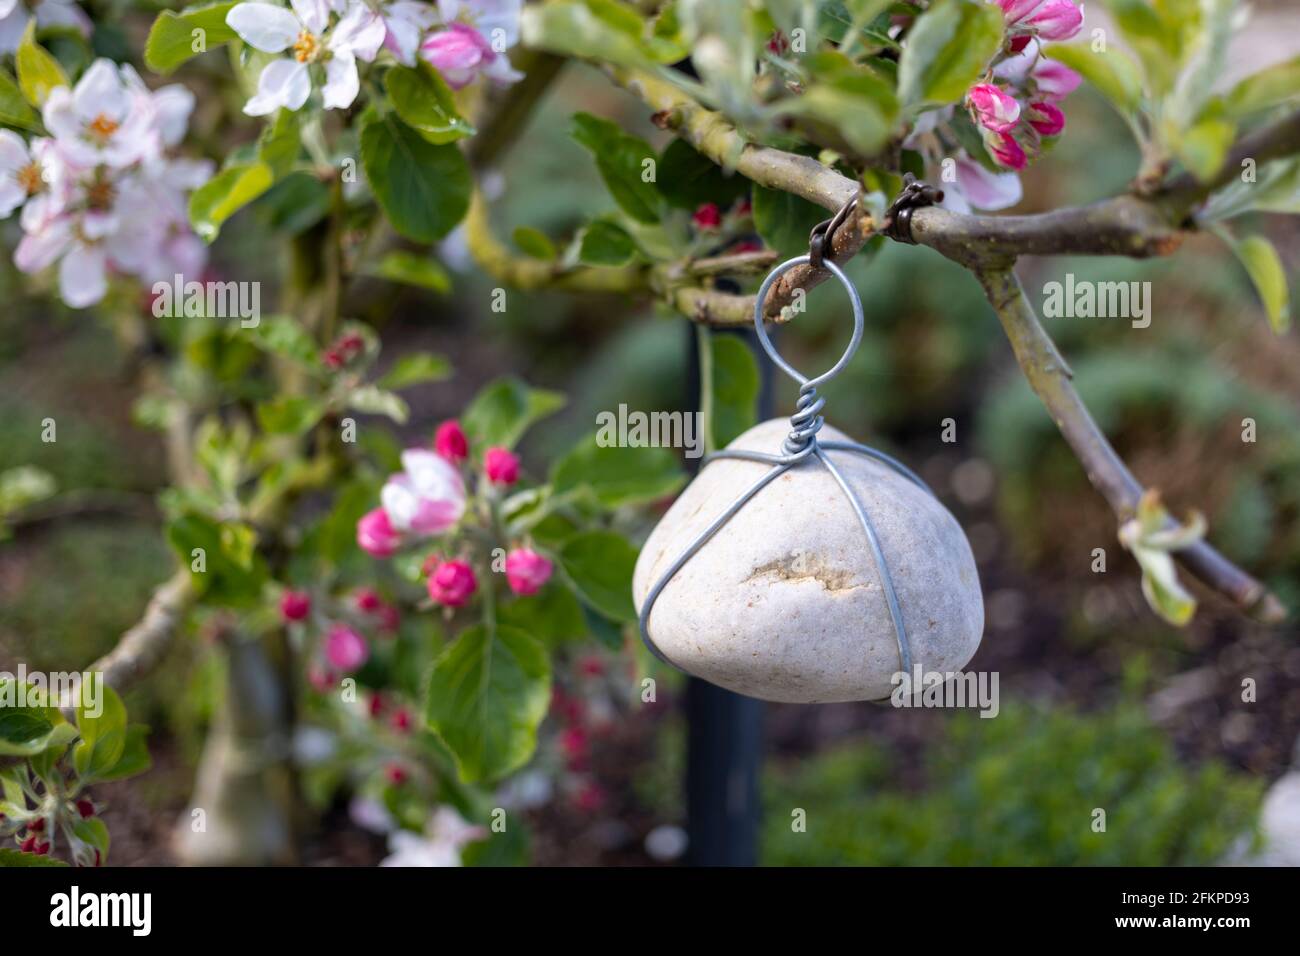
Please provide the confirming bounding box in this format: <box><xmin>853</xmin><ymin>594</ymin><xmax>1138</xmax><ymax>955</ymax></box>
<box><xmin>743</xmin><ymin>555</ymin><xmax>866</xmax><ymax>593</ymax></box>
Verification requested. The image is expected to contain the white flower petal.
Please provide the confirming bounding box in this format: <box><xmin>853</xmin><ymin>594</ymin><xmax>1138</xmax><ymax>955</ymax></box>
<box><xmin>227</xmin><ymin>3</ymin><xmax>303</xmax><ymax>53</ymax></box>
<box><xmin>59</xmin><ymin>242</ymin><xmax>108</xmax><ymax>308</ymax></box>
<box><xmin>291</xmin><ymin>0</ymin><xmax>330</xmax><ymax>35</ymax></box>
<box><xmin>0</xmin><ymin>9</ymin><xmax>30</xmax><ymax>56</ymax></box>
<box><xmin>14</xmin><ymin>216</ymin><xmax>72</xmax><ymax>272</ymax></box>
<box><xmin>0</xmin><ymin>179</ymin><xmax>25</xmax><ymax>218</ymax></box>
<box><xmin>379</xmin><ymin>474</ymin><xmax>419</xmax><ymax>532</ymax></box>
<box><xmin>244</xmin><ymin>59</ymin><xmax>311</xmax><ymax>116</ymax></box>
<box><xmin>0</xmin><ymin>128</ymin><xmax>29</xmax><ymax>173</ymax></box>
<box><xmin>332</xmin><ymin>3</ymin><xmax>386</xmax><ymax>61</ymax></box>
<box><xmin>954</xmin><ymin>155</ymin><xmax>1023</xmax><ymax>211</ymax></box>
<box><xmin>72</xmin><ymin>60</ymin><xmax>129</xmax><ymax>125</ymax></box>
<box><xmin>321</xmin><ymin>52</ymin><xmax>359</xmax><ymax>110</ymax></box>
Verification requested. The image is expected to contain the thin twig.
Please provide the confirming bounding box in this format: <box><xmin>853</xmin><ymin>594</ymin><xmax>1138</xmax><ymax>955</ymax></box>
<box><xmin>974</xmin><ymin>267</ymin><xmax>1286</xmax><ymax>622</ymax></box>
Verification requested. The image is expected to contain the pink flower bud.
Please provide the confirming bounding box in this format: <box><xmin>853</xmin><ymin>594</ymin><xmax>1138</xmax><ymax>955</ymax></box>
<box><xmin>987</xmin><ymin>130</ymin><xmax>1028</xmax><ymax>170</ymax></box>
<box><xmin>356</xmin><ymin>507</ymin><xmax>400</xmax><ymax>558</ymax></box>
<box><xmin>1009</xmin><ymin>34</ymin><xmax>1032</xmax><ymax>53</ymax></box>
<box><xmin>420</xmin><ymin>23</ymin><xmax>495</xmax><ymax>89</ymax></box>
<box><xmin>76</xmin><ymin>800</ymin><xmax>95</xmax><ymax>819</ymax></box>
<box><xmin>998</xmin><ymin>0</ymin><xmax>1045</xmax><ymax>22</ymax></box>
<box><xmin>280</xmin><ymin>590</ymin><xmax>311</xmax><ymax>622</ymax></box>
<box><xmin>308</xmin><ymin>665</ymin><xmax>337</xmax><ymax>692</ymax></box>
<box><xmin>434</xmin><ymin>419</ymin><xmax>468</xmax><ymax>463</ymax></box>
<box><xmin>390</xmin><ymin>708</ymin><xmax>412</xmax><ymax>733</ymax></box>
<box><xmin>325</xmin><ymin>625</ymin><xmax>370</xmax><ymax>673</ymax></box>
<box><xmin>427</xmin><ymin>559</ymin><xmax>477</xmax><ymax>607</ymax></box>
<box><xmin>505</xmin><ymin>548</ymin><xmax>553</xmax><ymax>596</ymax></box>
<box><xmin>355</xmin><ymin>588</ymin><xmax>383</xmax><ymax>612</ymax></box>
<box><xmin>1026</xmin><ymin>101</ymin><xmax>1066</xmax><ymax>136</ymax></box>
<box><xmin>1033</xmin><ymin>60</ymin><xmax>1083</xmax><ymax>100</ymax></box>
<box><xmin>967</xmin><ymin>83</ymin><xmax>1021</xmax><ymax>133</ymax></box>
<box><xmin>1026</xmin><ymin>0</ymin><xmax>1083</xmax><ymax>41</ymax></box>
<box><xmin>484</xmin><ymin>447</ymin><xmax>519</xmax><ymax>485</ymax></box>
<box><xmin>692</xmin><ymin>202</ymin><xmax>722</xmax><ymax>230</ymax></box>
<box><xmin>385</xmin><ymin>763</ymin><xmax>408</xmax><ymax>785</ymax></box>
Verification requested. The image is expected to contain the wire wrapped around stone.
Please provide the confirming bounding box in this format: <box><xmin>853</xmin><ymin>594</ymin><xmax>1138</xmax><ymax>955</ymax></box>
<box><xmin>638</xmin><ymin>255</ymin><xmax>939</xmax><ymax>690</ymax></box>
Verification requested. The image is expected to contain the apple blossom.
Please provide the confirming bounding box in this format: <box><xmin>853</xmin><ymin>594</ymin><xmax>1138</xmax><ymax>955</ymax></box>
<box><xmin>996</xmin><ymin>0</ymin><xmax>1045</xmax><ymax>21</ymax></box>
<box><xmin>226</xmin><ymin>0</ymin><xmax>387</xmax><ymax>116</ymax></box>
<box><xmin>0</xmin><ymin>0</ymin><xmax>90</xmax><ymax>56</ymax></box>
<box><xmin>43</xmin><ymin>60</ymin><xmax>154</xmax><ymax>169</ymax></box>
<box><xmin>692</xmin><ymin>202</ymin><xmax>722</xmax><ymax>230</ymax></box>
<box><xmin>941</xmin><ymin>154</ymin><xmax>1024</xmax><ymax>213</ymax></box>
<box><xmin>379</xmin><ymin>806</ymin><xmax>487</xmax><ymax>867</ymax></box>
<box><xmin>0</xmin><ymin>131</ymin><xmax>48</xmax><ymax>219</ymax></box>
<box><xmin>357</xmin><ymin>506</ymin><xmax>401</xmax><ymax>557</ymax></box>
<box><xmin>986</xmin><ymin>130</ymin><xmax>1028</xmax><ymax>170</ymax></box>
<box><xmin>419</xmin><ymin>0</ymin><xmax>523</xmax><ymax>88</ymax></box>
<box><xmin>427</xmin><ymin>559</ymin><xmax>477</xmax><ymax>607</ymax></box>
<box><xmin>1026</xmin><ymin>101</ymin><xmax>1066</xmax><ymax>136</ymax></box>
<box><xmin>380</xmin><ymin>447</ymin><xmax>467</xmax><ymax>536</ymax></box>
<box><xmin>1025</xmin><ymin>0</ymin><xmax>1083</xmax><ymax>41</ymax></box>
<box><xmin>280</xmin><ymin>590</ymin><xmax>312</xmax><ymax>621</ymax></box>
<box><xmin>434</xmin><ymin>419</ymin><xmax>469</xmax><ymax>462</ymax></box>
<box><xmin>483</xmin><ymin>446</ymin><xmax>519</xmax><ymax>485</ymax></box>
<box><xmin>967</xmin><ymin>83</ymin><xmax>1021</xmax><ymax>133</ymax></box>
<box><xmin>325</xmin><ymin>624</ymin><xmax>370</xmax><ymax>672</ymax></box>
<box><xmin>380</xmin><ymin>0</ymin><xmax>439</xmax><ymax>66</ymax></box>
<box><xmin>1033</xmin><ymin>60</ymin><xmax>1083</xmax><ymax>100</ymax></box>
<box><xmin>505</xmin><ymin>548</ymin><xmax>553</xmax><ymax>596</ymax></box>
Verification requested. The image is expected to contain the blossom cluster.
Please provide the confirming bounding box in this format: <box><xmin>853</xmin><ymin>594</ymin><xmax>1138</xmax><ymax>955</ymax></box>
<box><xmin>906</xmin><ymin>0</ymin><xmax>1084</xmax><ymax>212</ymax></box>
<box><xmin>226</xmin><ymin>0</ymin><xmax>521</xmax><ymax>116</ymax></box>
<box><xmin>0</xmin><ymin>59</ymin><xmax>210</xmax><ymax>308</ymax></box>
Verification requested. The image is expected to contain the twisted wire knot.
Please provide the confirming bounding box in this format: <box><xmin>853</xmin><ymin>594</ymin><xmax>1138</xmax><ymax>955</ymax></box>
<box><xmin>783</xmin><ymin>382</ymin><xmax>825</xmax><ymax>456</ymax></box>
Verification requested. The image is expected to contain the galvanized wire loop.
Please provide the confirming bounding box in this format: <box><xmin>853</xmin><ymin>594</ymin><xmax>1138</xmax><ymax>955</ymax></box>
<box><xmin>639</xmin><ymin>254</ymin><xmax>937</xmax><ymax>701</ymax></box>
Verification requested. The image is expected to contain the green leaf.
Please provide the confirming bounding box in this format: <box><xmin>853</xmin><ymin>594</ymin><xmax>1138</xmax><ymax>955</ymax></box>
<box><xmin>896</xmin><ymin>0</ymin><xmax>1003</xmax><ymax>110</ymax></box>
<box><xmin>144</xmin><ymin>2</ymin><xmax>238</xmax><ymax>74</ymax></box>
<box><xmin>752</xmin><ymin>184</ymin><xmax>825</xmax><ymax>259</ymax></box>
<box><xmin>95</xmin><ymin>725</ymin><xmax>151</xmax><ymax>782</ymax></box>
<box><xmin>425</xmin><ymin>624</ymin><xmax>551</xmax><ymax>783</ymax></box>
<box><xmin>73</xmin><ymin>817</ymin><xmax>110</xmax><ymax>864</ymax></box>
<box><xmin>256</xmin><ymin>395</ymin><xmax>325</xmax><ymax>435</ymax></box>
<box><xmin>558</xmin><ymin>531</ymin><xmax>638</xmax><ymax>622</ymax></box>
<box><xmin>578</xmin><ymin>218</ymin><xmax>637</xmax><ymax>266</ymax></box>
<box><xmin>188</xmin><ymin>162</ymin><xmax>274</xmax><ymax>242</ymax></box>
<box><xmin>364</xmin><ymin>250</ymin><xmax>452</xmax><ymax>292</ymax></box>
<box><xmin>1045</xmin><ymin>43</ymin><xmax>1144</xmax><ymax>118</ymax></box>
<box><xmin>385</xmin><ymin>63</ymin><xmax>475</xmax><ymax>144</ymax></box>
<box><xmin>1167</xmin><ymin>108</ymin><xmax>1235</xmax><ymax>182</ymax></box>
<box><xmin>361</xmin><ymin>114</ymin><xmax>472</xmax><ymax>242</ymax></box>
<box><xmin>0</xmin><ymin>67</ymin><xmax>40</xmax><ymax>131</ymax></box>
<box><xmin>497</xmin><ymin>585</ymin><xmax>588</xmax><ymax>647</ymax></box>
<box><xmin>512</xmin><ymin>226</ymin><xmax>557</xmax><ymax>260</ymax></box>
<box><xmin>73</xmin><ymin>685</ymin><xmax>127</xmax><ymax>781</ymax></box>
<box><xmin>0</xmin><ymin>465</ymin><xmax>56</xmax><ymax>516</ymax></box>
<box><xmin>551</xmin><ymin>434</ymin><xmax>685</xmax><ymax>507</ymax></box>
<box><xmin>1101</xmin><ymin>0</ymin><xmax>1180</xmax><ymax>97</ymax></box>
<box><xmin>0</xmin><ymin>848</ymin><xmax>68</xmax><ymax>867</ymax></box>
<box><xmin>1227</xmin><ymin>56</ymin><xmax>1300</xmax><ymax>116</ymax></box>
<box><xmin>655</xmin><ymin>138</ymin><xmax>750</xmax><ymax>210</ymax></box>
<box><xmin>571</xmin><ymin>112</ymin><xmax>661</xmax><ymax>224</ymax></box>
<box><xmin>1226</xmin><ymin>233</ymin><xmax>1291</xmax><ymax>334</ymax></box>
<box><xmin>243</xmin><ymin>314</ymin><xmax>321</xmax><ymax>365</ymax></box>
<box><xmin>1202</xmin><ymin>158</ymin><xmax>1300</xmax><ymax>221</ymax></box>
<box><xmin>257</xmin><ymin>108</ymin><xmax>301</xmax><ymax>179</ymax></box>
<box><xmin>166</xmin><ymin>512</ymin><xmax>268</xmax><ymax>606</ymax></box>
<box><xmin>462</xmin><ymin>376</ymin><xmax>566</xmax><ymax>449</ymax></box>
<box><xmin>17</xmin><ymin>21</ymin><xmax>69</xmax><ymax>107</ymax></box>
<box><xmin>700</xmin><ymin>330</ymin><xmax>759</xmax><ymax>451</ymax></box>
<box><xmin>347</xmin><ymin>385</ymin><xmax>410</xmax><ymax>423</ymax></box>
<box><xmin>0</xmin><ymin>681</ymin><xmax>61</xmax><ymax>757</ymax></box>
<box><xmin>378</xmin><ymin>352</ymin><xmax>452</xmax><ymax>390</ymax></box>
<box><xmin>521</xmin><ymin>1</ymin><xmax>658</xmax><ymax>70</ymax></box>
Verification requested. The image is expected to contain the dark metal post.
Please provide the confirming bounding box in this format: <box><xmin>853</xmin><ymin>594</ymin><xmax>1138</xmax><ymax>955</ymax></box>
<box><xmin>683</xmin><ymin>324</ymin><xmax>774</xmax><ymax>866</ymax></box>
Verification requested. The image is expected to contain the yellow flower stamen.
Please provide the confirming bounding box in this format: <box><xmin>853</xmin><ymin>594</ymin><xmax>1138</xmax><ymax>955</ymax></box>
<box><xmin>86</xmin><ymin>114</ymin><xmax>120</xmax><ymax>143</ymax></box>
<box><xmin>293</xmin><ymin>30</ymin><xmax>321</xmax><ymax>63</ymax></box>
<box><xmin>16</xmin><ymin>162</ymin><xmax>44</xmax><ymax>195</ymax></box>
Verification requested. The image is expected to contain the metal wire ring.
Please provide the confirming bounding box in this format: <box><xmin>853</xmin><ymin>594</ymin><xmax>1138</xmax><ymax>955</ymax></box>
<box><xmin>751</xmin><ymin>255</ymin><xmax>863</xmax><ymax>390</ymax></box>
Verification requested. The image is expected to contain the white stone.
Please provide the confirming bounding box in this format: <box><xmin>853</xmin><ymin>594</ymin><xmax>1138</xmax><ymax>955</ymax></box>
<box><xmin>633</xmin><ymin>419</ymin><xmax>985</xmax><ymax>703</ymax></box>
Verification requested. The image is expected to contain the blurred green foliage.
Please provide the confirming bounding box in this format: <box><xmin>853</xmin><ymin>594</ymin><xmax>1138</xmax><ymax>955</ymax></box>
<box><xmin>763</xmin><ymin>699</ymin><xmax>1263</xmax><ymax>866</ymax></box>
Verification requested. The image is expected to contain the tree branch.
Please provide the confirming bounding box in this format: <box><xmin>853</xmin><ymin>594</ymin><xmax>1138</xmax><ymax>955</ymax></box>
<box><xmin>974</xmin><ymin>267</ymin><xmax>1285</xmax><ymax>623</ymax></box>
<box><xmin>87</xmin><ymin>572</ymin><xmax>194</xmax><ymax>691</ymax></box>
